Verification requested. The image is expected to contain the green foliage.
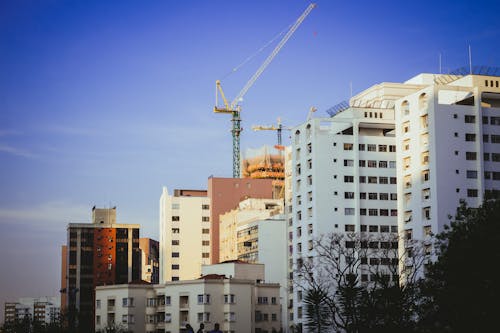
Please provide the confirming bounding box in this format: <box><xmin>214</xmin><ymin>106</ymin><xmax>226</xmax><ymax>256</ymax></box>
<box><xmin>420</xmin><ymin>199</ymin><xmax>500</xmax><ymax>332</ymax></box>
<box><xmin>303</xmin><ymin>287</ymin><xmax>330</xmax><ymax>333</ymax></box>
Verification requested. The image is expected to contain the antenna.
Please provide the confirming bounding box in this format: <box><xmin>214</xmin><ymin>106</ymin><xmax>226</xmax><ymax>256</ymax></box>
<box><xmin>439</xmin><ymin>52</ymin><xmax>442</xmax><ymax>74</ymax></box>
<box><xmin>468</xmin><ymin>45</ymin><xmax>472</xmax><ymax>74</ymax></box>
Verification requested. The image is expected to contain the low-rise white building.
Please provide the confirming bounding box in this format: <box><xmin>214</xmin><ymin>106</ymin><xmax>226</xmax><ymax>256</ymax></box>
<box><xmin>4</xmin><ymin>296</ymin><xmax>60</xmax><ymax>325</ymax></box>
<box><xmin>95</xmin><ymin>262</ymin><xmax>282</xmax><ymax>333</ymax></box>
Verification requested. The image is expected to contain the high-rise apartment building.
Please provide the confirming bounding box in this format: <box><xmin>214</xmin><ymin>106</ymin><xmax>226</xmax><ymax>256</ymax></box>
<box><xmin>139</xmin><ymin>238</ymin><xmax>160</xmax><ymax>284</ymax></box>
<box><xmin>63</xmin><ymin>207</ymin><xmax>140</xmax><ymax>330</ymax></box>
<box><xmin>159</xmin><ymin>188</ymin><xmax>211</xmax><ymax>283</ymax></box>
<box><xmin>288</xmin><ymin>82</ymin><xmax>417</xmax><ymax>329</ymax></box>
<box><xmin>394</xmin><ymin>73</ymin><xmax>500</xmax><ymax>267</ymax></box>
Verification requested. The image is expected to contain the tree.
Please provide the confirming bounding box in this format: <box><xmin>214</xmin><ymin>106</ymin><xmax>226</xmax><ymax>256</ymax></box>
<box><xmin>419</xmin><ymin>198</ymin><xmax>500</xmax><ymax>332</ymax></box>
<box><xmin>295</xmin><ymin>232</ymin><xmax>426</xmax><ymax>333</ymax></box>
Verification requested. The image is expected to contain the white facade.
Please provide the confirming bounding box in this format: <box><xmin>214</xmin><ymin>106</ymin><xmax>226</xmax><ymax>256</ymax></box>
<box><xmin>4</xmin><ymin>296</ymin><xmax>60</xmax><ymax>325</ymax></box>
<box><xmin>394</xmin><ymin>73</ymin><xmax>500</xmax><ymax>268</ymax></box>
<box><xmin>95</xmin><ymin>284</ymin><xmax>148</xmax><ymax>332</ymax></box>
<box><xmin>289</xmin><ymin>82</ymin><xmax>431</xmax><ymax>330</ymax></box>
<box><xmin>159</xmin><ymin>187</ymin><xmax>211</xmax><ymax>283</ymax></box>
<box><xmin>95</xmin><ymin>262</ymin><xmax>282</xmax><ymax>333</ymax></box>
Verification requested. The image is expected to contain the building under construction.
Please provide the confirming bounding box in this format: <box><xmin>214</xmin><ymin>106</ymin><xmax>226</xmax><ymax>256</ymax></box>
<box><xmin>241</xmin><ymin>145</ymin><xmax>285</xmax><ymax>198</ymax></box>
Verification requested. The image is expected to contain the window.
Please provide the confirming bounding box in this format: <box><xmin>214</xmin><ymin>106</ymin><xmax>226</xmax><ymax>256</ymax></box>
<box><xmin>96</xmin><ymin>300</ymin><xmax>101</xmax><ymax>309</ymax></box>
<box><xmin>403</xmin><ymin>139</ymin><xmax>410</xmax><ymax>151</ymax></box>
<box><xmin>379</xmin><ymin>145</ymin><xmax>387</xmax><ymax>152</ymax></box>
<box><xmin>172</xmin><ymin>264</ymin><xmax>179</xmax><ymax>270</ymax></box>
<box><xmin>467</xmin><ymin>189</ymin><xmax>478</xmax><ymax>197</ymax></box>
<box><xmin>380</xmin><ymin>225</ymin><xmax>390</xmax><ymax>233</ymax></box>
<box><xmin>202</xmin><ymin>228</ymin><xmax>210</xmax><ymax>234</ymax></box>
<box><xmin>466</xmin><ymin>152</ymin><xmax>477</xmax><ymax>160</ymax></box>
<box><xmin>359</xmin><ymin>160</ymin><xmax>366</xmax><ymax>167</ymax></box>
<box><xmin>307</xmin><ymin>175</ymin><xmax>312</xmax><ymax>186</ymax></box>
<box><xmin>423</xmin><ymin>207</ymin><xmax>431</xmax><ymax>220</ymax></box>
<box><xmin>122</xmin><ymin>297</ymin><xmax>134</xmax><ymax>307</ymax></box>
<box><xmin>389</xmin><ymin>145</ymin><xmax>396</xmax><ymax>152</ymax></box>
<box><xmin>422</xmin><ymin>188</ymin><xmax>430</xmax><ymax>200</ymax></box>
<box><xmin>345</xmin><ymin>192</ymin><xmax>355</xmax><ymax>199</ymax></box>
<box><xmin>389</xmin><ymin>161</ymin><xmax>396</xmax><ymax>168</ymax></box>
<box><xmin>359</xmin><ymin>176</ymin><xmax>366</xmax><ymax>183</ymax></box>
<box><xmin>402</xmin><ymin>121</ymin><xmax>410</xmax><ymax>133</ymax></box>
<box><xmin>202</xmin><ymin>252</ymin><xmax>210</xmax><ymax>258</ymax></box>
<box><xmin>172</xmin><ymin>216</ymin><xmax>180</xmax><ymax>221</ymax></box>
<box><xmin>172</xmin><ymin>228</ymin><xmax>179</xmax><ymax>233</ymax></box>
<box><xmin>359</xmin><ymin>144</ymin><xmax>365</xmax><ymax>151</ymax></box>
<box><xmin>493</xmin><ymin>153</ymin><xmax>500</xmax><ymax>162</ymax></box>
<box><xmin>96</xmin><ymin>315</ymin><xmax>101</xmax><ymax>325</ymax></box>
<box><xmin>490</xmin><ymin>117</ymin><xmax>500</xmax><ymax>125</ymax></box>
<box><xmin>368</xmin><ymin>192</ymin><xmax>378</xmax><ymax>200</ymax></box>
<box><xmin>421</xmin><ymin>151</ymin><xmax>429</xmax><ymax>165</ymax></box>
<box><xmin>379</xmin><ymin>177</ymin><xmax>388</xmax><ymax>184</ymax></box>
<box><xmin>345</xmin><ymin>224</ymin><xmax>355</xmax><ymax>232</ymax></box>
<box><xmin>202</xmin><ymin>216</ymin><xmax>210</xmax><ymax>222</ymax></box>
<box><xmin>360</xmin><ymin>208</ymin><xmax>367</xmax><ymax>216</ymax></box>
<box><xmin>368</xmin><ymin>209</ymin><xmax>378</xmax><ymax>216</ymax></box>
<box><xmin>198</xmin><ymin>294</ymin><xmax>211</xmax><ymax>304</ymax></box>
<box><xmin>202</xmin><ymin>240</ymin><xmax>210</xmax><ymax>246</ymax></box>
<box><xmin>420</xmin><ymin>114</ymin><xmax>428</xmax><ymax>128</ymax></box>
<box><xmin>380</xmin><ymin>209</ymin><xmax>389</xmax><ymax>216</ymax></box>
<box><xmin>172</xmin><ymin>240</ymin><xmax>179</xmax><ymax>245</ymax></box>
<box><xmin>165</xmin><ymin>296</ymin><xmax>171</xmax><ymax>305</ymax></box>
<box><xmin>422</xmin><ymin>169</ymin><xmax>430</xmax><ymax>182</ymax></box>
<box><xmin>368</xmin><ymin>160</ymin><xmax>377</xmax><ymax>168</ymax></box>
<box><xmin>491</xmin><ymin>135</ymin><xmax>500</xmax><ymax>143</ymax></box>
<box><xmin>379</xmin><ymin>193</ymin><xmax>389</xmax><ymax>200</ymax></box>
<box><xmin>345</xmin><ymin>208</ymin><xmax>355</xmax><ymax>215</ymax></box>
<box><xmin>368</xmin><ymin>176</ymin><xmax>377</xmax><ymax>184</ymax></box>
<box><xmin>202</xmin><ymin>204</ymin><xmax>209</xmax><ymax>210</ymax></box>
<box><xmin>421</xmin><ymin>133</ymin><xmax>429</xmax><ymax>146</ymax></box>
<box><xmin>423</xmin><ymin>226</ymin><xmax>432</xmax><ymax>237</ymax></box>
<box><xmin>172</xmin><ymin>203</ymin><xmax>180</xmax><ymax>209</ymax></box>
<box><xmin>390</xmin><ymin>177</ymin><xmax>397</xmax><ymax>184</ymax></box>
<box><xmin>466</xmin><ymin>170</ymin><xmax>478</xmax><ymax>179</ymax></box>
<box><xmin>344</xmin><ymin>175</ymin><xmax>354</xmax><ymax>183</ymax></box>
<box><xmin>360</xmin><ymin>192</ymin><xmax>366</xmax><ymax>199</ymax></box>
<box><xmin>403</xmin><ymin>157</ymin><xmax>411</xmax><ymax>170</ymax></box>
<box><xmin>224</xmin><ymin>294</ymin><xmax>236</xmax><ymax>304</ymax></box>
<box><xmin>465</xmin><ymin>133</ymin><xmax>476</xmax><ymax>142</ymax></box>
<box><xmin>465</xmin><ymin>115</ymin><xmax>476</xmax><ymax>123</ymax></box>
<box><xmin>307</xmin><ymin>143</ymin><xmax>312</xmax><ymax>153</ymax></box>
<box><xmin>344</xmin><ymin>143</ymin><xmax>353</xmax><ymax>150</ymax></box>
<box><xmin>296</xmin><ymin>164</ymin><xmax>301</xmax><ymax>175</ymax></box>
<box><xmin>379</xmin><ymin>161</ymin><xmax>387</xmax><ymax>168</ymax></box>
<box><xmin>401</xmin><ymin>100</ymin><xmax>410</xmax><ymax>115</ymax></box>
<box><xmin>368</xmin><ymin>144</ymin><xmax>377</xmax><ymax>151</ymax></box>
<box><xmin>493</xmin><ymin>172</ymin><xmax>500</xmax><ymax>180</ymax></box>
<box><xmin>404</xmin><ymin>211</ymin><xmax>412</xmax><ymax>223</ymax></box>
<box><xmin>172</xmin><ymin>252</ymin><xmax>179</xmax><ymax>258</ymax></box>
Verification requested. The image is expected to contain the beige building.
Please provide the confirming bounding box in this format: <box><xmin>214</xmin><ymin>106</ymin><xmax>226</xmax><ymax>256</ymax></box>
<box><xmin>219</xmin><ymin>198</ymin><xmax>283</xmax><ymax>262</ymax></box>
<box><xmin>95</xmin><ymin>262</ymin><xmax>282</xmax><ymax>333</ymax></box>
<box><xmin>159</xmin><ymin>188</ymin><xmax>211</xmax><ymax>283</ymax></box>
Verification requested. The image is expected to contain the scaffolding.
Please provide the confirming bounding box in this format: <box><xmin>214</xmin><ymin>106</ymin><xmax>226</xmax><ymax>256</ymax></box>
<box><xmin>241</xmin><ymin>146</ymin><xmax>285</xmax><ymax>198</ymax></box>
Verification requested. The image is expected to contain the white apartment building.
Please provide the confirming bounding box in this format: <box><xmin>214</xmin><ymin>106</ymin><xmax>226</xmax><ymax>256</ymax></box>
<box><xmin>290</xmin><ymin>103</ymin><xmax>401</xmax><ymax>329</ymax></box>
<box><xmin>95</xmin><ymin>262</ymin><xmax>282</xmax><ymax>333</ymax></box>
<box><xmin>159</xmin><ymin>187</ymin><xmax>211</xmax><ymax>283</ymax></box>
<box><xmin>394</xmin><ymin>73</ymin><xmax>500</xmax><ymax>268</ymax></box>
<box><xmin>218</xmin><ymin>198</ymin><xmax>288</xmax><ymax>329</ymax></box>
<box><xmin>4</xmin><ymin>296</ymin><xmax>60</xmax><ymax>325</ymax></box>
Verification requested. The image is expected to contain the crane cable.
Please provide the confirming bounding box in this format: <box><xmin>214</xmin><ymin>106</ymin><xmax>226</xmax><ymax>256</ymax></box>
<box><xmin>220</xmin><ymin>23</ymin><xmax>293</xmax><ymax>80</ymax></box>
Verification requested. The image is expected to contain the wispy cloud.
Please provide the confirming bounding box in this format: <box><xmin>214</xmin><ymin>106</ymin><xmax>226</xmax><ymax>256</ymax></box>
<box><xmin>0</xmin><ymin>201</ymin><xmax>89</xmax><ymax>230</ymax></box>
<box><xmin>0</xmin><ymin>143</ymin><xmax>36</xmax><ymax>158</ymax></box>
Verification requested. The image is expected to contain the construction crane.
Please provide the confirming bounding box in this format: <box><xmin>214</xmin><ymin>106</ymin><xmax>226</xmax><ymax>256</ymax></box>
<box><xmin>252</xmin><ymin>117</ymin><xmax>291</xmax><ymax>150</ymax></box>
<box><xmin>214</xmin><ymin>3</ymin><xmax>316</xmax><ymax>178</ymax></box>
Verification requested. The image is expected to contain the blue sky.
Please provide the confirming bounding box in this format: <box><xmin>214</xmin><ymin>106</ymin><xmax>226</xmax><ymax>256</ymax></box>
<box><xmin>1</xmin><ymin>0</ymin><xmax>499</xmax><ymax>316</ymax></box>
